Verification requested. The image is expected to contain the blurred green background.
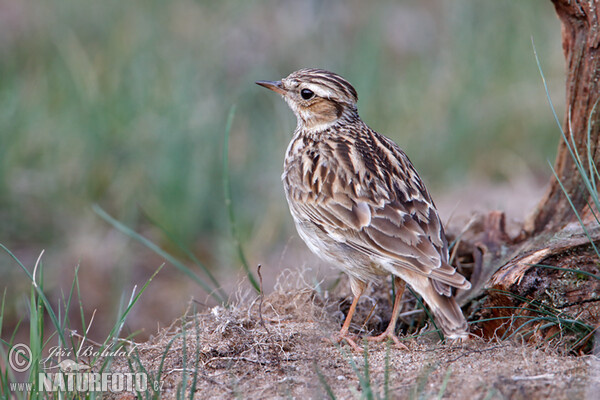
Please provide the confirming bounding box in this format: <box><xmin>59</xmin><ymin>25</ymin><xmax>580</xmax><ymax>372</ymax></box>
<box><xmin>0</xmin><ymin>0</ymin><xmax>564</xmax><ymax>337</ymax></box>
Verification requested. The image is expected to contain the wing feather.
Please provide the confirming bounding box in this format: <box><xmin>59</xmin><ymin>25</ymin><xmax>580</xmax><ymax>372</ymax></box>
<box><xmin>284</xmin><ymin>126</ymin><xmax>471</xmax><ymax>293</ymax></box>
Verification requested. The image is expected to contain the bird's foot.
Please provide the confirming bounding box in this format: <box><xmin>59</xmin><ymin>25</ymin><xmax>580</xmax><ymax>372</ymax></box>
<box><xmin>327</xmin><ymin>331</ymin><xmax>363</xmax><ymax>352</ymax></box>
<box><xmin>367</xmin><ymin>330</ymin><xmax>409</xmax><ymax>350</ymax></box>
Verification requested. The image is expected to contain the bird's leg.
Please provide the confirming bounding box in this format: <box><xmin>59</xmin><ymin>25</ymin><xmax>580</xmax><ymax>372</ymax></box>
<box><xmin>335</xmin><ymin>294</ymin><xmax>362</xmax><ymax>351</ymax></box>
<box><xmin>331</xmin><ymin>280</ymin><xmax>365</xmax><ymax>352</ymax></box>
<box><xmin>368</xmin><ymin>277</ymin><xmax>409</xmax><ymax>350</ymax></box>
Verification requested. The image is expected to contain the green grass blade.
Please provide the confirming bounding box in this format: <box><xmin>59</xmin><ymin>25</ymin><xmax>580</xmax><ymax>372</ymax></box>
<box><xmin>586</xmin><ymin>98</ymin><xmax>600</xmax><ymax>195</ymax></box>
<box><xmin>412</xmin><ymin>362</ymin><xmax>438</xmax><ymax>400</ymax></box>
<box><xmin>531</xmin><ymin>263</ymin><xmax>600</xmax><ymax>280</ymax></box>
<box><xmin>502</xmin><ymin>316</ymin><xmax>547</xmax><ymax>340</ymax></box>
<box><xmin>337</xmin><ymin>344</ymin><xmax>372</xmax><ymax>399</ymax></box>
<box><xmin>407</xmin><ymin>286</ymin><xmax>444</xmax><ymax>341</ymax></box>
<box><xmin>567</xmin><ymin>324</ymin><xmax>599</xmax><ymax>353</ymax></box>
<box><xmin>0</xmin><ymin>289</ymin><xmax>18</xmax><ymax>398</ymax></box>
<box><xmin>362</xmin><ymin>342</ymin><xmax>373</xmax><ymax>400</ymax></box>
<box><xmin>532</xmin><ymin>38</ymin><xmax>563</xmax><ymax>146</ymax></box>
<box><xmin>550</xmin><ymin>163</ymin><xmax>600</xmax><ymax>259</ymax></box>
<box><xmin>75</xmin><ymin>266</ymin><xmax>89</xmax><ymax>355</ymax></box>
<box><xmin>189</xmin><ymin>311</ymin><xmax>201</xmax><ymax>400</ymax></box>
<box><xmin>179</xmin><ymin>317</ymin><xmax>188</xmax><ymax>399</ymax></box>
<box><xmin>103</xmin><ymin>264</ymin><xmax>165</xmax><ymax>351</ymax></box>
<box><xmin>474</xmin><ymin>304</ymin><xmax>593</xmax><ymax>340</ymax></box>
<box><xmin>140</xmin><ymin>207</ymin><xmax>228</xmax><ymax>302</ymax></box>
<box><xmin>437</xmin><ymin>367</ymin><xmax>452</xmax><ymax>400</ymax></box>
<box><xmin>583</xmin><ymin>197</ymin><xmax>600</xmax><ymax>227</ymax></box>
<box><xmin>127</xmin><ymin>346</ymin><xmax>155</xmax><ymax>399</ymax></box>
<box><xmin>0</xmin><ymin>288</ymin><xmax>5</xmax><ymax>341</ymax></box>
<box><xmin>482</xmin><ymin>306</ymin><xmax>559</xmax><ymax>316</ymax></box>
<box><xmin>93</xmin><ymin>204</ymin><xmax>225</xmax><ymax>304</ymax></box>
<box><xmin>222</xmin><ymin>105</ymin><xmax>260</xmax><ymax>292</ymax></box>
<box><xmin>565</xmin><ymin>122</ymin><xmax>600</xmax><ymax>216</ymax></box>
<box><xmin>314</xmin><ymin>362</ymin><xmax>337</xmax><ymax>400</ymax></box>
<box><xmin>505</xmin><ymin>313</ymin><xmax>592</xmax><ymax>340</ymax></box>
<box><xmin>0</xmin><ymin>245</ymin><xmax>66</xmax><ymax>346</ymax></box>
<box><xmin>61</xmin><ymin>265</ymin><xmax>79</xmax><ymax>337</ymax></box>
<box><xmin>384</xmin><ymin>341</ymin><xmax>390</xmax><ymax>400</ymax></box>
<box><xmin>534</xmin><ymin>38</ymin><xmax>600</xmax><ymax>224</ymax></box>
<box><xmin>28</xmin><ymin>256</ymin><xmax>42</xmax><ymax>391</ymax></box>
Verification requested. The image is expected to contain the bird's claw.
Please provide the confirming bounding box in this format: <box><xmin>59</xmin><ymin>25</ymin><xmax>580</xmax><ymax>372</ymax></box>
<box><xmin>367</xmin><ymin>331</ymin><xmax>409</xmax><ymax>350</ymax></box>
<box><xmin>327</xmin><ymin>332</ymin><xmax>363</xmax><ymax>352</ymax></box>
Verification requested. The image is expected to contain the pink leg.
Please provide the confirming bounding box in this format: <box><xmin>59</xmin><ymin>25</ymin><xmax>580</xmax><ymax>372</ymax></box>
<box><xmin>367</xmin><ymin>277</ymin><xmax>409</xmax><ymax>350</ymax></box>
<box><xmin>330</xmin><ymin>280</ymin><xmax>366</xmax><ymax>352</ymax></box>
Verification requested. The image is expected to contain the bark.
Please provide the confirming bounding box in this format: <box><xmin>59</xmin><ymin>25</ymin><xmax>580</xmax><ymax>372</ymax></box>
<box><xmin>527</xmin><ymin>0</ymin><xmax>600</xmax><ymax>234</ymax></box>
<box><xmin>454</xmin><ymin>1</ymin><xmax>600</xmax><ymax>353</ymax></box>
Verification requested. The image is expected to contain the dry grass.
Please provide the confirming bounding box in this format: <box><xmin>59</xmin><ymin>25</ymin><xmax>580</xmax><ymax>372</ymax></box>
<box><xmin>104</xmin><ymin>276</ymin><xmax>596</xmax><ymax>399</ymax></box>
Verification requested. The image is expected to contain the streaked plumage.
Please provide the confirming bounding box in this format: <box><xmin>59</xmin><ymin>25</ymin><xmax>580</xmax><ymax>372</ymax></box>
<box><xmin>257</xmin><ymin>68</ymin><xmax>471</xmax><ymax>349</ymax></box>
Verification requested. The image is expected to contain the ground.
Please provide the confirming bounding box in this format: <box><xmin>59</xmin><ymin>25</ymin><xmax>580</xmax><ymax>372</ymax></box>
<box><xmin>104</xmin><ymin>279</ymin><xmax>597</xmax><ymax>399</ymax></box>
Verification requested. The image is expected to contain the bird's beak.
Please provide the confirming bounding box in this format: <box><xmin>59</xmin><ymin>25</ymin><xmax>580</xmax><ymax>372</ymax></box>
<box><xmin>255</xmin><ymin>80</ymin><xmax>286</xmax><ymax>95</ymax></box>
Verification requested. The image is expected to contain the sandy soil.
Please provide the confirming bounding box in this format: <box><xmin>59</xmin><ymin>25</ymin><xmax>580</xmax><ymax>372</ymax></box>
<box><xmin>105</xmin><ymin>279</ymin><xmax>597</xmax><ymax>399</ymax></box>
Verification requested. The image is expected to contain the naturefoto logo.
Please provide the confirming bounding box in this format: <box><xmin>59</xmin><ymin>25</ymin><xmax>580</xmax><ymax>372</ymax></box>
<box><xmin>8</xmin><ymin>343</ymin><xmax>158</xmax><ymax>393</ymax></box>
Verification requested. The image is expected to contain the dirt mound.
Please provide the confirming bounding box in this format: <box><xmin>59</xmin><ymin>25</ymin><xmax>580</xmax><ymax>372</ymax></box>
<box><xmin>104</xmin><ymin>283</ymin><xmax>596</xmax><ymax>399</ymax></box>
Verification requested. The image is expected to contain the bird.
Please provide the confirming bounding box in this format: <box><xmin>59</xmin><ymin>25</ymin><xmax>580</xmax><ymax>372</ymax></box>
<box><xmin>256</xmin><ymin>68</ymin><xmax>471</xmax><ymax>350</ymax></box>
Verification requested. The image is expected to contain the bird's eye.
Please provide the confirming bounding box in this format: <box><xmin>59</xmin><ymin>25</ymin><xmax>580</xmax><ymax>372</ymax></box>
<box><xmin>300</xmin><ymin>88</ymin><xmax>314</xmax><ymax>100</ymax></box>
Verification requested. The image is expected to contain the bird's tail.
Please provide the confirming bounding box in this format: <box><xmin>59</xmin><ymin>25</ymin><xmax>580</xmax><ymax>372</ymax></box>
<box><xmin>411</xmin><ymin>277</ymin><xmax>469</xmax><ymax>339</ymax></box>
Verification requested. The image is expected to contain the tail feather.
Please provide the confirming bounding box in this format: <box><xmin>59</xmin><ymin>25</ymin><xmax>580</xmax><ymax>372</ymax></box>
<box><xmin>410</xmin><ymin>276</ymin><xmax>469</xmax><ymax>339</ymax></box>
<box><xmin>430</xmin><ymin>262</ymin><xmax>471</xmax><ymax>292</ymax></box>
<box><xmin>427</xmin><ymin>290</ymin><xmax>468</xmax><ymax>339</ymax></box>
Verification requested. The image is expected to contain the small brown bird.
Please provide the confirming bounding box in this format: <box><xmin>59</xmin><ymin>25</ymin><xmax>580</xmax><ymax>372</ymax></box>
<box><xmin>257</xmin><ymin>68</ymin><xmax>470</xmax><ymax>350</ymax></box>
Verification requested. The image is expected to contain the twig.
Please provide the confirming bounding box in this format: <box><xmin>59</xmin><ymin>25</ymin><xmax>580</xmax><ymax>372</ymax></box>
<box><xmin>511</xmin><ymin>373</ymin><xmax>555</xmax><ymax>381</ymax></box>
<box><xmin>205</xmin><ymin>356</ymin><xmax>272</xmax><ymax>366</ymax></box>
<box><xmin>446</xmin><ymin>344</ymin><xmax>505</xmax><ymax>363</ymax></box>
<box><xmin>359</xmin><ymin>303</ymin><xmax>378</xmax><ymax>335</ymax></box>
<box><xmin>257</xmin><ymin>264</ymin><xmax>270</xmax><ymax>336</ymax></box>
<box><xmin>163</xmin><ymin>367</ymin><xmax>226</xmax><ymax>388</ymax></box>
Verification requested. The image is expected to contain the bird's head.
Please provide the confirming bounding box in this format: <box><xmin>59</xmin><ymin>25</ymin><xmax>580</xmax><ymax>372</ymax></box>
<box><xmin>256</xmin><ymin>68</ymin><xmax>358</xmax><ymax>132</ymax></box>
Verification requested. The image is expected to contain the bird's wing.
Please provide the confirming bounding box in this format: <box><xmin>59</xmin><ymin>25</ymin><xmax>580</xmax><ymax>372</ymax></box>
<box><xmin>284</xmin><ymin>130</ymin><xmax>469</xmax><ymax>291</ymax></box>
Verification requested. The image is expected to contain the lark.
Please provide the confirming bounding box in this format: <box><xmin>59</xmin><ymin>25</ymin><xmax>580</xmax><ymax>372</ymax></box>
<box><xmin>257</xmin><ymin>68</ymin><xmax>471</xmax><ymax>350</ymax></box>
